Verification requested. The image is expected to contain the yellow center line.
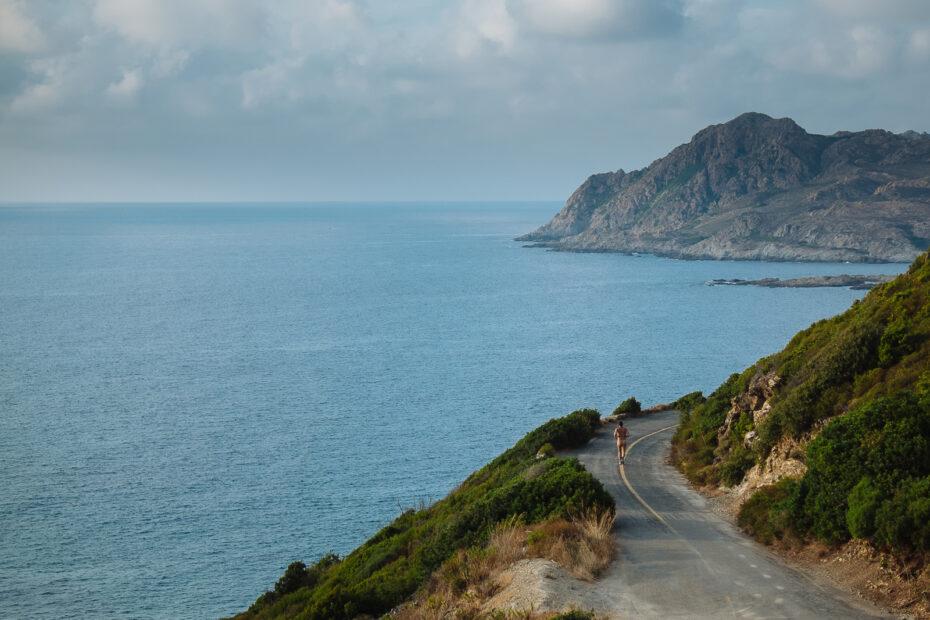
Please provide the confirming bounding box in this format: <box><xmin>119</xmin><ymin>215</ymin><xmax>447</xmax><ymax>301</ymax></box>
<box><xmin>619</xmin><ymin>424</ymin><xmax>678</xmax><ymax>531</ymax></box>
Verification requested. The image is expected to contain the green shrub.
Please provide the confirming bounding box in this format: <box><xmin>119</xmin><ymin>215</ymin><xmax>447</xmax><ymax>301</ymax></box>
<box><xmin>875</xmin><ymin>475</ymin><xmax>930</xmax><ymax>552</ymax></box>
<box><xmin>846</xmin><ymin>478</ymin><xmax>881</xmax><ymax>539</ymax></box>
<box><xmin>612</xmin><ymin>397</ymin><xmax>641</xmax><ymax>417</ymax></box>
<box><xmin>792</xmin><ymin>392</ymin><xmax>930</xmax><ymax>550</ymax></box>
<box><xmin>737</xmin><ymin>478</ymin><xmax>800</xmax><ymax>545</ymax></box>
<box><xmin>536</xmin><ymin>443</ymin><xmax>555</xmax><ymax>458</ymax></box>
<box><xmin>672</xmin><ymin>391</ymin><xmax>705</xmax><ymax>413</ymax></box>
<box><xmin>551</xmin><ymin>611</ymin><xmax>598</xmax><ymax>620</ymax></box>
<box><xmin>719</xmin><ymin>444</ymin><xmax>755</xmax><ymax>487</ymax></box>
<box><xmin>878</xmin><ymin>316</ymin><xmax>915</xmax><ymax>367</ymax></box>
<box><xmin>672</xmin><ymin>371</ymin><xmax>750</xmax><ymax>485</ymax></box>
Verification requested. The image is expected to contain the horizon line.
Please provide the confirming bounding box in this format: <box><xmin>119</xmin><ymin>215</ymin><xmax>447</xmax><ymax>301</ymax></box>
<box><xmin>0</xmin><ymin>199</ymin><xmax>565</xmax><ymax>206</ymax></box>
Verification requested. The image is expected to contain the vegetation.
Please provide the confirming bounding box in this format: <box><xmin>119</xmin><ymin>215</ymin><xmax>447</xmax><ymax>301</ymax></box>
<box><xmin>396</xmin><ymin>509</ymin><xmax>614</xmax><ymax>619</ymax></box>
<box><xmin>536</xmin><ymin>443</ymin><xmax>555</xmax><ymax>458</ymax></box>
<box><xmin>673</xmin><ymin>250</ymin><xmax>930</xmax><ymax>558</ymax></box>
<box><xmin>236</xmin><ymin>409</ymin><xmax>613</xmax><ymax>620</ymax></box>
<box><xmin>611</xmin><ymin>397</ymin><xmax>641</xmax><ymax>417</ymax></box>
<box><xmin>736</xmin><ymin>478</ymin><xmax>800</xmax><ymax>545</ymax></box>
<box><xmin>550</xmin><ymin>612</ymin><xmax>599</xmax><ymax>620</ymax></box>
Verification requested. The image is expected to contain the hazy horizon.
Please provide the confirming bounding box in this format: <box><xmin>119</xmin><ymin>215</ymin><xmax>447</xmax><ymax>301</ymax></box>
<box><xmin>2</xmin><ymin>1</ymin><xmax>929</xmax><ymax>203</ymax></box>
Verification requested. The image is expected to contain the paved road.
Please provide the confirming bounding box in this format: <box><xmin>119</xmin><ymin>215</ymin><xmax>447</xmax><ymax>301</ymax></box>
<box><xmin>564</xmin><ymin>410</ymin><xmax>890</xmax><ymax>619</ymax></box>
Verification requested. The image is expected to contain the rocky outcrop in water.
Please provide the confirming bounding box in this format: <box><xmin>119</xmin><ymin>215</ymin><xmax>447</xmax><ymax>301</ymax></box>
<box><xmin>519</xmin><ymin>113</ymin><xmax>930</xmax><ymax>262</ymax></box>
<box><xmin>706</xmin><ymin>274</ymin><xmax>896</xmax><ymax>290</ymax></box>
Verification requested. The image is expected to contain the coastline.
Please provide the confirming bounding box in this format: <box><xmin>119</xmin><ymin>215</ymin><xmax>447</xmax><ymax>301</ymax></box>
<box><xmin>518</xmin><ymin>241</ymin><xmax>915</xmax><ymax>264</ymax></box>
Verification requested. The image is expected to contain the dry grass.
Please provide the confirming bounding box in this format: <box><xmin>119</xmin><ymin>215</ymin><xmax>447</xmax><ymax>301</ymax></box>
<box><xmin>392</xmin><ymin>509</ymin><xmax>615</xmax><ymax>620</ymax></box>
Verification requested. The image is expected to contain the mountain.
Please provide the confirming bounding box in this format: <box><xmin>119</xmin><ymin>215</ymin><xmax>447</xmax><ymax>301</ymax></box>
<box><xmin>672</xmin><ymin>249</ymin><xmax>930</xmax><ymax>558</ymax></box>
<box><xmin>519</xmin><ymin>113</ymin><xmax>930</xmax><ymax>262</ymax></box>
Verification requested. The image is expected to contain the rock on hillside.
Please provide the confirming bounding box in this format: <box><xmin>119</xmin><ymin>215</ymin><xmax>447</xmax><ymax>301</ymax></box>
<box><xmin>519</xmin><ymin>113</ymin><xmax>930</xmax><ymax>262</ymax></box>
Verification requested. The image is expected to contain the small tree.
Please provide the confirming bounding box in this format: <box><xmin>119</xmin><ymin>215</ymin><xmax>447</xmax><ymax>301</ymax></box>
<box><xmin>612</xmin><ymin>397</ymin><xmax>641</xmax><ymax>417</ymax></box>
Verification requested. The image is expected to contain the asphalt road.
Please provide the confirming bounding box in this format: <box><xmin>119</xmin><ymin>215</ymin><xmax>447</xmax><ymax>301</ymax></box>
<box><xmin>564</xmin><ymin>410</ymin><xmax>890</xmax><ymax>619</ymax></box>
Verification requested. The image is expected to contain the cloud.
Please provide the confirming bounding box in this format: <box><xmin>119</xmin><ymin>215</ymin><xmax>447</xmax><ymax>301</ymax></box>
<box><xmin>0</xmin><ymin>0</ymin><xmax>46</xmax><ymax>53</ymax></box>
<box><xmin>506</xmin><ymin>0</ymin><xmax>683</xmax><ymax>41</ymax></box>
<box><xmin>106</xmin><ymin>68</ymin><xmax>144</xmax><ymax>103</ymax></box>
<box><xmin>453</xmin><ymin>0</ymin><xmax>517</xmax><ymax>58</ymax></box>
<box><xmin>92</xmin><ymin>0</ymin><xmax>265</xmax><ymax>49</ymax></box>
<box><xmin>237</xmin><ymin>0</ymin><xmax>373</xmax><ymax>110</ymax></box>
<box><xmin>1</xmin><ymin>0</ymin><xmax>929</xmax><ymax>201</ymax></box>
<box><xmin>9</xmin><ymin>56</ymin><xmax>70</xmax><ymax>113</ymax></box>
<box><xmin>911</xmin><ymin>28</ymin><xmax>930</xmax><ymax>60</ymax></box>
<box><xmin>815</xmin><ymin>0</ymin><xmax>930</xmax><ymax>20</ymax></box>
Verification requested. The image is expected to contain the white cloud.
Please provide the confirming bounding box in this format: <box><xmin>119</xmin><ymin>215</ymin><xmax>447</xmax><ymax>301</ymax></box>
<box><xmin>815</xmin><ymin>0</ymin><xmax>930</xmax><ymax>20</ymax></box>
<box><xmin>92</xmin><ymin>0</ymin><xmax>265</xmax><ymax>49</ymax></box>
<box><xmin>2</xmin><ymin>0</ymin><xmax>930</xmax><ymax>201</ymax></box>
<box><xmin>9</xmin><ymin>56</ymin><xmax>70</xmax><ymax>113</ymax></box>
<box><xmin>106</xmin><ymin>68</ymin><xmax>144</xmax><ymax>102</ymax></box>
<box><xmin>909</xmin><ymin>28</ymin><xmax>930</xmax><ymax>60</ymax></box>
<box><xmin>151</xmin><ymin>49</ymin><xmax>190</xmax><ymax>79</ymax></box>
<box><xmin>237</xmin><ymin>0</ymin><xmax>373</xmax><ymax>110</ymax></box>
<box><xmin>240</xmin><ymin>60</ymin><xmax>302</xmax><ymax>110</ymax></box>
<box><xmin>452</xmin><ymin>0</ymin><xmax>517</xmax><ymax>59</ymax></box>
<box><xmin>0</xmin><ymin>0</ymin><xmax>46</xmax><ymax>53</ymax></box>
<box><xmin>507</xmin><ymin>0</ymin><xmax>683</xmax><ymax>40</ymax></box>
<box><xmin>740</xmin><ymin>7</ymin><xmax>896</xmax><ymax>79</ymax></box>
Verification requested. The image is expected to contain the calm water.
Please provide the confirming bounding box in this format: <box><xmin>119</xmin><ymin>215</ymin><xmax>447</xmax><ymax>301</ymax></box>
<box><xmin>0</xmin><ymin>203</ymin><xmax>905</xmax><ymax>618</ymax></box>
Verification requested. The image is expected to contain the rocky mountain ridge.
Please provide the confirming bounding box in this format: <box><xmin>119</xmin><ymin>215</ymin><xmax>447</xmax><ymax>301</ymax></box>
<box><xmin>520</xmin><ymin>113</ymin><xmax>930</xmax><ymax>262</ymax></box>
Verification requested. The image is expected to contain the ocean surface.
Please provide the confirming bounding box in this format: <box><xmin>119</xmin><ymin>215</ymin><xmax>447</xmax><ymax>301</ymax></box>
<box><xmin>0</xmin><ymin>203</ymin><xmax>906</xmax><ymax>619</ymax></box>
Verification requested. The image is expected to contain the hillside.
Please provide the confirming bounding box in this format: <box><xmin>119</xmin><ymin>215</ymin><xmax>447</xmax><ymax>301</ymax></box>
<box><xmin>519</xmin><ymin>113</ymin><xmax>930</xmax><ymax>262</ymax></box>
<box><xmin>233</xmin><ymin>409</ymin><xmax>612</xmax><ymax>620</ymax></box>
<box><xmin>672</xmin><ymin>250</ymin><xmax>930</xmax><ymax>560</ymax></box>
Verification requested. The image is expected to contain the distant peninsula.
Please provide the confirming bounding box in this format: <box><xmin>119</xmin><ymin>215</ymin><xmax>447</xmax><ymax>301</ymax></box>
<box><xmin>706</xmin><ymin>274</ymin><xmax>896</xmax><ymax>290</ymax></box>
<box><xmin>519</xmin><ymin>113</ymin><xmax>930</xmax><ymax>262</ymax></box>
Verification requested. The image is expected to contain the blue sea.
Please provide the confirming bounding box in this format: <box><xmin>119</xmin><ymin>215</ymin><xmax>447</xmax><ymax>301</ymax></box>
<box><xmin>0</xmin><ymin>203</ymin><xmax>906</xmax><ymax>619</ymax></box>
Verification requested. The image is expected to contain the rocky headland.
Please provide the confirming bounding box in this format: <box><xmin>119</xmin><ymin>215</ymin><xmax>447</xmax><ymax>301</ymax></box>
<box><xmin>519</xmin><ymin>113</ymin><xmax>930</xmax><ymax>262</ymax></box>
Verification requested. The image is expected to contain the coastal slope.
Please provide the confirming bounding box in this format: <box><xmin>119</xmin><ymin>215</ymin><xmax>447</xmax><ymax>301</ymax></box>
<box><xmin>672</xmin><ymin>249</ymin><xmax>930</xmax><ymax>614</ymax></box>
<box><xmin>233</xmin><ymin>409</ymin><xmax>612</xmax><ymax>620</ymax></box>
<box><xmin>519</xmin><ymin>113</ymin><xmax>930</xmax><ymax>262</ymax></box>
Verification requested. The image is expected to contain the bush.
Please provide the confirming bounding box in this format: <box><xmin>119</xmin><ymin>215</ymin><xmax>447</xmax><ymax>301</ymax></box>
<box><xmin>719</xmin><ymin>444</ymin><xmax>755</xmax><ymax>487</ymax></box>
<box><xmin>792</xmin><ymin>392</ymin><xmax>930</xmax><ymax>550</ymax></box>
<box><xmin>672</xmin><ymin>391</ymin><xmax>705</xmax><ymax>413</ymax></box>
<box><xmin>552</xmin><ymin>612</ymin><xmax>598</xmax><ymax>620</ymax></box>
<box><xmin>874</xmin><ymin>475</ymin><xmax>930</xmax><ymax>552</ymax></box>
<box><xmin>737</xmin><ymin>478</ymin><xmax>800</xmax><ymax>545</ymax></box>
<box><xmin>878</xmin><ymin>316</ymin><xmax>915</xmax><ymax>367</ymax></box>
<box><xmin>846</xmin><ymin>478</ymin><xmax>881</xmax><ymax>539</ymax></box>
<box><xmin>672</xmin><ymin>372</ymin><xmax>750</xmax><ymax>485</ymax></box>
<box><xmin>611</xmin><ymin>397</ymin><xmax>641</xmax><ymax>417</ymax></box>
<box><xmin>536</xmin><ymin>443</ymin><xmax>555</xmax><ymax>458</ymax></box>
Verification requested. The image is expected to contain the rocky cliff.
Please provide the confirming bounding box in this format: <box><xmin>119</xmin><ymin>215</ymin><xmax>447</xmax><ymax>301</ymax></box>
<box><xmin>519</xmin><ymin>113</ymin><xmax>930</xmax><ymax>262</ymax></box>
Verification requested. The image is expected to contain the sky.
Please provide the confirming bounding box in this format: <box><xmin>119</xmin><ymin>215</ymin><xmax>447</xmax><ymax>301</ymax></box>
<box><xmin>1</xmin><ymin>0</ymin><xmax>929</xmax><ymax>202</ymax></box>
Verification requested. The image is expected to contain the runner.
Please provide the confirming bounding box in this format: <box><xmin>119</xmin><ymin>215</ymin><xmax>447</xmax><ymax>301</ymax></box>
<box><xmin>614</xmin><ymin>420</ymin><xmax>629</xmax><ymax>465</ymax></box>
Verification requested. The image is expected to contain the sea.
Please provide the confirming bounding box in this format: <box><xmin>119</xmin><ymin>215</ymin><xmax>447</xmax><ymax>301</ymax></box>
<box><xmin>0</xmin><ymin>202</ymin><xmax>906</xmax><ymax>619</ymax></box>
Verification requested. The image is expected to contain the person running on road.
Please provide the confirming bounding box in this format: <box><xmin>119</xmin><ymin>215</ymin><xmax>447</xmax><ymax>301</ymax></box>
<box><xmin>614</xmin><ymin>421</ymin><xmax>629</xmax><ymax>465</ymax></box>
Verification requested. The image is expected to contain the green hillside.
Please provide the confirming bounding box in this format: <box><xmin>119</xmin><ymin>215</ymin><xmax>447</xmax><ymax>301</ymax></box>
<box><xmin>234</xmin><ymin>409</ymin><xmax>613</xmax><ymax>620</ymax></box>
<box><xmin>673</xmin><ymin>251</ymin><xmax>930</xmax><ymax>554</ymax></box>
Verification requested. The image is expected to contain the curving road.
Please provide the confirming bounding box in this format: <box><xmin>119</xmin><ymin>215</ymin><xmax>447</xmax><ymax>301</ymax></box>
<box><xmin>564</xmin><ymin>410</ymin><xmax>890</xmax><ymax>619</ymax></box>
